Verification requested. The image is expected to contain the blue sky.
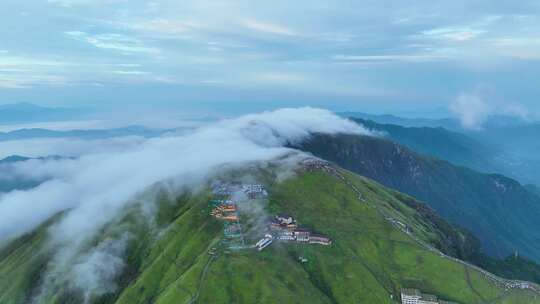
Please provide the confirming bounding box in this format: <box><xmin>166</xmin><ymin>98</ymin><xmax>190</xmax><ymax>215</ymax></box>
<box><xmin>1</xmin><ymin>0</ymin><xmax>539</xmax><ymax>117</ymax></box>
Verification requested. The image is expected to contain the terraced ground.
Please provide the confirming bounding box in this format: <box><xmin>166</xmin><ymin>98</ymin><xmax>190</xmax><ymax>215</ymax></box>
<box><xmin>1</xmin><ymin>166</ymin><xmax>539</xmax><ymax>304</ymax></box>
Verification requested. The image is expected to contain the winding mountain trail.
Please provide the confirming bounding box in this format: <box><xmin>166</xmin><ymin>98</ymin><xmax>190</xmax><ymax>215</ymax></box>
<box><xmin>187</xmin><ymin>254</ymin><xmax>217</xmax><ymax>304</ymax></box>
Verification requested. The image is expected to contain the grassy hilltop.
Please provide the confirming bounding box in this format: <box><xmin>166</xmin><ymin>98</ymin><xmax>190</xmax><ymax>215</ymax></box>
<box><xmin>1</xmin><ymin>165</ymin><xmax>539</xmax><ymax>304</ymax></box>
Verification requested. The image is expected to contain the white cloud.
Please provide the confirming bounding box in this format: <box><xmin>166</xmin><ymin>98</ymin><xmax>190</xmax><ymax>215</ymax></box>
<box><xmin>0</xmin><ymin>74</ymin><xmax>67</xmax><ymax>89</ymax></box>
<box><xmin>0</xmin><ymin>136</ymin><xmax>145</xmax><ymax>159</ymax></box>
<box><xmin>65</xmin><ymin>31</ymin><xmax>160</xmax><ymax>54</ymax></box>
<box><xmin>331</xmin><ymin>54</ymin><xmax>446</xmax><ymax>63</ymax></box>
<box><xmin>488</xmin><ymin>37</ymin><xmax>540</xmax><ymax>60</ymax></box>
<box><xmin>242</xmin><ymin>19</ymin><xmax>297</xmax><ymax>36</ymax></box>
<box><xmin>68</xmin><ymin>233</ymin><xmax>130</xmax><ymax>303</ymax></box>
<box><xmin>0</xmin><ymin>55</ymin><xmax>77</xmax><ymax>88</ymax></box>
<box><xmin>258</xmin><ymin>72</ymin><xmax>306</xmax><ymax>83</ymax></box>
<box><xmin>450</xmin><ymin>91</ymin><xmax>537</xmax><ymax>128</ymax></box>
<box><xmin>130</xmin><ymin>19</ymin><xmax>206</xmax><ymax>35</ymax></box>
<box><xmin>408</xmin><ymin>15</ymin><xmax>540</xmax><ymax>63</ymax></box>
<box><xmin>450</xmin><ymin>92</ymin><xmax>492</xmax><ymax>129</ymax></box>
<box><xmin>503</xmin><ymin>104</ymin><xmax>532</xmax><ymax>121</ymax></box>
<box><xmin>5</xmin><ymin>0</ymin><xmax>539</xmax><ymax>105</ymax></box>
<box><xmin>0</xmin><ymin>107</ymin><xmax>369</xmax><ymax>243</ymax></box>
<box><xmin>34</xmin><ymin>232</ymin><xmax>131</xmax><ymax>303</ymax></box>
<box><xmin>0</xmin><ymin>157</ymin><xmax>80</xmax><ymax>184</ymax></box>
<box><xmin>112</xmin><ymin>70</ymin><xmax>150</xmax><ymax>75</ymax></box>
<box><xmin>421</xmin><ymin>27</ymin><xmax>486</xmax><ymax>42</ymax></box>
<box><xmin>48</xmin><ymin>0</ymin><xmax>127</xmax><ymax>7</ymax></box>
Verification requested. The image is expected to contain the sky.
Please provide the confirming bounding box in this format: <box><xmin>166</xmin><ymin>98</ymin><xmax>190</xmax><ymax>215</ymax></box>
<box><xmin>1</xmin><ymin>0</ymin><xmax>539</xmax><ymax>116</ymax></box>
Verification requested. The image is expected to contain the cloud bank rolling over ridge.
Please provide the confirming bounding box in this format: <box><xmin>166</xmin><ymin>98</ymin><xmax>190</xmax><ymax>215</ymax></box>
<box><xmin>0</xmin><ymin>108</ymin><xmax>371</xmax><ymax>299</ymax></box>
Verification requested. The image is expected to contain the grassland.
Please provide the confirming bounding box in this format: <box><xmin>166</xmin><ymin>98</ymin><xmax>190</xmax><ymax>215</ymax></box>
<box><xmin>1</xmin><ymin>168</ymin><xmax>539</xmax><ymax>303</ymax></box>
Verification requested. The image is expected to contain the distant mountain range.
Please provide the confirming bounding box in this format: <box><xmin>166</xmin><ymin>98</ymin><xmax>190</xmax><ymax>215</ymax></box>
<box><xmin>0</xmin><ymin>126</ymin><xmax>167</xmax><ymax>141</ymax></box>
<box><xmin>0</xmin><ymin>155</ymin><xmax>32</xmax><ymax>164</ymax></box>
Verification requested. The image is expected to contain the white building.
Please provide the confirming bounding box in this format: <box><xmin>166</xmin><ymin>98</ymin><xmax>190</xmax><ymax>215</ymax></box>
<box><xmin>401</xmin><ymin>289</ymin><xmax>457</xmax><ymax>304</ymax></box>
<box><xmin>256</xmin><ymin>237</ymin><xmax>273</xmax><ymax>251</ymax></box>
<box><xmin>294</xmin><ymin>229</ymin><xmax>310</xmax><ymax>242</ymax></box>
<box><xmin>401</xmin><ymin>289</ymin><xmax>422</xmax><ymax>304</ymax></box>
<box><xmin>278</xmin><ymin>235</ymin><xmax>295</xmax><ymax>241</ymax></box>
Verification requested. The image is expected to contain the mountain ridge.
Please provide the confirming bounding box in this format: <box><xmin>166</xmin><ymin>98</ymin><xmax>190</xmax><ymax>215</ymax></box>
<box><xmin>0</xmin><ymin>126</ymin><xmax>166</xmax><ymax>141</ymax></box>
<box><xmin>1</xmin><ymin>161</ymin><xmax>539</xmax><ymax>303</ymax></box>
<box><xmin>350</xmin><ymin>118</ymin><xmax>499</xmax><ymax>174</ymax></box>
<box><xmin>295</xmin><ymin>133</ymin><xmax>540</xmax><ymax>263</ymax></box>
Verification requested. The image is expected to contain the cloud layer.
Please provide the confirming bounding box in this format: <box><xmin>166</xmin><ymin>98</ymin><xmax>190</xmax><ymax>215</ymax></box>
<box><xmin>450</xmin><ymin>92</ymin><xmax>492</xmax><ymax>129</ymax></box>
<box><xmin>0</xmin><ymin>136</ymin><xmax>145</xmax><ymax>159</ymax></box>
<box><xmin>450</xmin><ymin>89</ymin><xmax>536</xmax><ymax>129</ymax></box>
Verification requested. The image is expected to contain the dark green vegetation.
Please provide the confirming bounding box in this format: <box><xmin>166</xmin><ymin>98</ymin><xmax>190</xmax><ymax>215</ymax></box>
<box><xmin>295</xmin><ymin>134</ymin><xmax>540</xmax><ymax>264</ymax></box>
<box><xmin>1</xmin><ymin>166</ymin><xmax>539</xmax><ymax>303</ymax></box>
<box><xmin>476</xmin><ymin>255</ymin><xmax>540</xmax><ymax>285</ymax></box>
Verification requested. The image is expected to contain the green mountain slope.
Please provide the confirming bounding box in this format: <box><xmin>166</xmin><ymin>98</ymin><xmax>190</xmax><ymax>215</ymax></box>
<box><xmin>295</xmin><ymin>134</ymin><xmax>540</xmax><ymax>263</ymax></box>
<box><xmin>0</xmin><ymin>163</ymin><xmax>539</xmax><ymax>304</ymax></box>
